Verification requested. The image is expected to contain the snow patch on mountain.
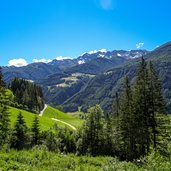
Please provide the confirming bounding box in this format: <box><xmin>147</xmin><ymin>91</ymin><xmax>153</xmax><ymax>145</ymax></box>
<box><xmin>88</xmin><ymin>49</ymin><xmax>107</xmax><ymax>55</ymax></box>
<box><xmin>55</xmin><ymin>56</ymin><xmax>72</xmax><ymax>61</ymax></box>
<box><xmin>78</xmin><ymin>60</ymin><xmax>85</xmax><ymax>65</ymax></box>
<box><xmin>98</xmin><ymin>54</ymin><xmax>105</xmax><ymax>58</ymax></box>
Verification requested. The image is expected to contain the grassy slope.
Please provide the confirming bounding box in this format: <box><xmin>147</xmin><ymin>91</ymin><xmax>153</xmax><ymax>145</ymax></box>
<box><xmin>1</xmin><ymin>148</ymin><xmax>171</xmax><ymax>171</ymax></box>
<box><xmin>8</xmin><ymin>107</ymin><xmax>55</xmax><ymax>131</ymax></box>
<box><xmin>43</xmin><ymin>106</ymin><xmax>83</xmax><ymax>128</ymax></box>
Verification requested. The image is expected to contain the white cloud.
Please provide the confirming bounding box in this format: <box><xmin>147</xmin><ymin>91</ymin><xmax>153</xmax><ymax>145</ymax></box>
<box><xmin>55</xmin><ymin>56</ymin><xmax>72</xmax><ymax>61</ymax></box>
<box><xmin>8</xmin><ymin>58</ymin><xmax>28</xmax><ymax>67</ymax></box>
<box><xmin>136</xmin><ymin>42</ymin><xmax>144</xmax><ymax>49</ymax></box>
<box><xmin>33</xmin><ymin>58</ymin><xmax>52</xmax><ymax>63</ymax></box>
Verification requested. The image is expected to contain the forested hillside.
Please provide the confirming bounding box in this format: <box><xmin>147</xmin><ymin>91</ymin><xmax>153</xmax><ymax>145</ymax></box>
<box><xmin>2</xmin><ymin>49</ymin><xmax>147</xmax><ymax>108</ymax></box>
<box><xmin>9</xmin><ymin>78</ymin><xmax>44</xmax><ymax>113</ymax></box>
<box><xmin>63</xmin><ymin>42</ymin><xmax>171</xmax><ymax>113</ymax></box>
<box><xmin>0</xmin><ymin>58</ymin><xmax>171</xmax><ymax>170</ymax></box>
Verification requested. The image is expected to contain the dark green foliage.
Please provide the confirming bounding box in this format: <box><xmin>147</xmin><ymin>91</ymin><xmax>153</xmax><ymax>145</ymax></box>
<box><xmin>0</xmin><ymin>67</ymin><xmax>10</xmax><ymax>148</ymax></box>
<box><xmin>133</xmin><ymin>58</ymin><xmax>151</xmax><ymax>157</ymax></box>
<box><xmin>112</xmin><ymin>92</ymin><xmax>120</xmax><ymax>117</ymax></box>
<box><xmin>10</xmin><ymin>77</ymin><xmax>44</xmax><ymax>113</ymax></box>
<box><xmin>62</xmin><ymin>42</ymin><xmax>171</xmax><ymax>113</ymax></box>
<box><xmin>77</xmin><ymin>105</ymin><xmax>104</xmax><ymax>156</ymax></box>
<box><xmin>119</xmin><ymin>76</ymin><xmax>136</xmax><ymax>161</ymax></box>
<box><xmin>41</xmin><ymin>130</ymin><xmax>60</xmax><ymax>152</ymax></box>
<box><xmin>11</xmin><ymin>112</ymin><xmax>29</xmax><ymax>150</ymax></box>
<box><xmin>65</xmin><ymin>57</ymin><xmax>127</xmax><ymax>75</ymax></box>
<box><xmin>115</xmin><ymin>58</ymin><xmax>168</xmax><ymax>161</ymax></box>
<box><xmin>3</xmin><ymin>62</ymin><xmax>61</xmax><ymax>84</ymax></box>
<box><xmin>103</xmin><ymin>114</ymin><xmax>114</xmax><ymax>156</ymax></box>
<box><xmin>31</xmin><ymin>116</ymin><xmax>40</xmax><ymax>146</ymax></box>
<box><xmin>41</xmin><ymin>124</ymin><xmax>76</xmax><ymax>153</ymax></box>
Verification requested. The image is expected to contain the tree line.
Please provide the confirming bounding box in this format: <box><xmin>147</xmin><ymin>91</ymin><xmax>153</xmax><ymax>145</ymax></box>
<box><xmin>0</xmin><ymin>58</ymin><xmax>170</xmax><ymax>161</ymax></box>
<box><xmin>76</xmin><ymin>58</ymin><xmax>170</xmax><ymax>161</ymax></box>
<box><xmin>9</xmin><ymin>77</ymin><xmax>44</xmax><ymax>113</ymax></box>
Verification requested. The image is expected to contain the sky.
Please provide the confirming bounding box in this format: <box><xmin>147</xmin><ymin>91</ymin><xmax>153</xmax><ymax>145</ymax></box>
<box><xmin>0</xmin><ymin>0</ymin><xmax>171</xmax><ymax>66</ymax></box>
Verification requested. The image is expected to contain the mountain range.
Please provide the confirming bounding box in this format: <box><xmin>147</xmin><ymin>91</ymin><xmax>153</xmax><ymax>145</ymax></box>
<box><xmin>2</xmin><ymin>42</ymin><xmax>171</xmax><ymax>113</ymax></box>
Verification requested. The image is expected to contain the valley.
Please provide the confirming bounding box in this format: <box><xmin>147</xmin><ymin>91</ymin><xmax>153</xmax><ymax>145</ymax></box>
<box><xmin>1</xmin><ymin>1</ymin><xmax>171</xmax><ymax>170</ymax></box>
<box><xmin>0</xmin><ymin>42</ymin><xmax>171</xmax><ymax>170</ymax></box>
<box><xmin>3</xmin><ymin>42</ymin><xmax>171</xmax><ymax>113</ymax></box>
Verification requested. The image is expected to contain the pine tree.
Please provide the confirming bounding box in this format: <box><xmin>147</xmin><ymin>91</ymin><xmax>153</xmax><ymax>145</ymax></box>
<box><xmin>77</xmin><ymin>105</ymin><xmax>103</xmax><ymax>156</ymax></box>
<box><xmin>119</xmin><ymin>76</ymin><xmax>136</xmax><ymax>161</ymax></box>
<box><xmin>10</xmin><ymin>77</ymin><xmax>44</xmax><ymax>113</ymax></box>
<box><xmin>12</xmin><ymin>112</ymin><xmax>28</xmax><ymax>150</ymax></box>
<box><xmin>148</xmin><ymin>61</ymin><xmax>166</xmax><ymax>151</ymax></box>
<box><xmin>133</xmin><ymin>58</ymin><xmax>167</xmax><ymax>157</ymax></box>
<box><xmin>31</xmin><ymin>116</ymin><xmax>40</xmax><ymax>146</ymax></box>
<box><xmin>133</xmin><ymin>57</ymin><xmax>151</xmax><ymax>157</ymax></box>
<box><xmin>0</xmin><ymin>67</ymin><xmax>10</xmax><ymax>148</ymax></box>
<box><xmin>103</xmin><ymin>114</ymin><xmax>113</xmax><ymax>155</ymax></box>
<box><xmin>112</xmin><ymin>92</ymin><xmax>120</xmax><ymax>117</ymax></box>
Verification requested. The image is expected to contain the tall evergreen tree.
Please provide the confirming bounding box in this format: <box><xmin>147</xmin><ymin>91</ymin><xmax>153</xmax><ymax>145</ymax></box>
<box><xmin>0</xmin><ymin>67</ymin><xmax>10</xmax><ymax>148</ymax></box>
<box><xmin>10</xmin><ymin>78</ymin><xmax>44</xmax><ymax>113</ymax></box>
<box><xmin>148</xmin><ymin>61</ymin><xmax>166</xmax><ymax>150</ymax></box>
<box><xmin>115</xmin><ymin>58</ymin><xmax>167</xmax><ymax>160</ymax></box>
<box><xmin>133</xmin><ymin>57</ymin><xmax>151</xmax><ymax>157</ymax></box>
<box><xmin>112</xmin><ymin>92</ymin><xmax>120</xmax><ymax>117</ymax></box>
<box><xmin>103</xmin><ymin>114</ymin><xmax>113</xmax><ymax>155</ymax></box>
<box><xmin>31</xmin><ymin>116</ymin><xmax>40</xmax><ymax>146</ymax></box>
<box><xmin>77</xmin><ymin>105</ymin><xmax>103</xmax><ymax>156</ymax></box>
<box><xmin>119</xmin><ymin>76</ymin><xmax>136</xmax><ymax>161</ymax></box>
<box><xmin>11</xmin><ymin>112</ymin><xmax>28</xmax><ymax>150</ymax></box>
<box><xmin>132</xmin><ymin>58</ymin><xmax>167</xmax><ymax>157</ymax></box>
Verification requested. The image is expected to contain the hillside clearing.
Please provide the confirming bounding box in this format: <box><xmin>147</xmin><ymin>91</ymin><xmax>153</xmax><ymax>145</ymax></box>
<box><xmin>43</xmin><ymin>106</ymin><xmax>83</xmax><ymax>128</ymax></box>
<box><xmin>8</xmin><ymin>106</ymin><xmax>55</xmax><ymax>131</ymax></box>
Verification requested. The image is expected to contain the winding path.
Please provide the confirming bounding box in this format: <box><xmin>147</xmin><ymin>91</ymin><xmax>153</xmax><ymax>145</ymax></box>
<box><xmin>51</xmin><ymin>118</ymin><xmax>76</xmax><ymax>130</ymax></box>
<box><xmin>39</xmin><ymin>104</ymin><xmax>76</xmax><ymax>130</ymax></box>
<box><xmin>39</xmin><ymin>104</ymin><xmax>48</xmax><ymax>116</ymax></box>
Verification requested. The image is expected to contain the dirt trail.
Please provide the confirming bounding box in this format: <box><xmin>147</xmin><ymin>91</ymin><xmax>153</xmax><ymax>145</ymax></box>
<box><xmin>51</xmin><ymin>118</ymin><xmax>76</xmax><ymax>130</ymax></box>
<box><xmin>39</xmin><ymin>104</ymin><xmax>48</xmax><ymax>116</ymax></box>
<box><xmin>39</xmin><ymin>104</ymin><xmax>76</xmax><ymax>130</ymax></box>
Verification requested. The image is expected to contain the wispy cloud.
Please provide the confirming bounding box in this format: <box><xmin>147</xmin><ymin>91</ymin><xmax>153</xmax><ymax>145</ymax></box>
<box><xmin>33</xmin><ymin>58</ymin><xmax>52</xmax><ymax>63</ymax></box>
<box><xmin>8</xmin><ymin>58</ymin><xmax>28</xmax><ymax>67</ymax></box>
<box><xmin>136</xmin><ymin>42</ymin><xmax>144</xmax><ymax>49</ymax></box>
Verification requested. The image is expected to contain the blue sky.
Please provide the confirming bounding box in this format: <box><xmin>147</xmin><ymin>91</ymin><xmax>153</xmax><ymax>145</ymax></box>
<box><xmin>0</xmin><ymin>0</ymin><xmax>171</xmax><ymax>66</ymax></box>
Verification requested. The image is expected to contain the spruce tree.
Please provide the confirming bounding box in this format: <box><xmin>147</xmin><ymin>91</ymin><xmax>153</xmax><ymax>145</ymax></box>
<box><xmin>31</xmin><ymin>116</ymin><xmax>40</xmax><ymax>146</ymax></box>
<box><xmin>133</xmin><ymin>57</ymin><xmax>151</xmax><ymax>157</ymax></box>
<box><xmin>112</xmin><ymin>92</ymin><xmax>120</xmax><ymax>117</ymax></box>
<box><xmin>103</xmin><ymin>114</ymin><xmax>113</xmax><ymax>155</ymax></box>
<box><xmin>133</xmin><ymin>58</ymin><xmax>167</xmax><ymax>156</ymax></box>
<box><xmin>77</xmin><ymin>105</ymin><xmax>103</xmax><ymax>156</ymax></box>
<box><xmin>12</xmin><ymin>112</ymin><xmax>28</xmax><ymax>150</ymax></box>
<box><xmin>148</xmin><ymin>61</ymin><xmax>166</xmax><ymax>151</ymax></box>
<box><xmin>119</xmin><ymin>76</ymin><xmax>136</xmax><ymax>161</ymax></box>
<box><xmin>0</xmin><ymin>67</ymin><xmax>10</xmax><ymax>148</ymax></box>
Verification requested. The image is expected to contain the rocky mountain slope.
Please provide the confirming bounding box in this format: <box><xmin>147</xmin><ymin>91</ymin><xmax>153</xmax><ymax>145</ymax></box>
<box><xmin>62</xmin><ymin>42</ymin><xmax>171</xmax><ymax>113</ymax></box>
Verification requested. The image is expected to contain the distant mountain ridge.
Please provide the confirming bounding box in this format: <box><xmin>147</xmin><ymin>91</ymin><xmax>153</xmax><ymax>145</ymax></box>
<box><xmin>2</xmin><ymin>49</ymin><xmax>148</xmax><ymax>83</ymax></box>
<box><xmin>49</xmin><ymin>49</ymin><xmax>148</xmax><ymax>69</ymax></box>
<box><xmin>62</xmin><ymin>42</ymin><xmax>171</xmax><ymax>113</ymax></box>
<box><xmin>2</xmin><ymin>48</ymin><xmax>150</xmax><ymax>112</ymax></box>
